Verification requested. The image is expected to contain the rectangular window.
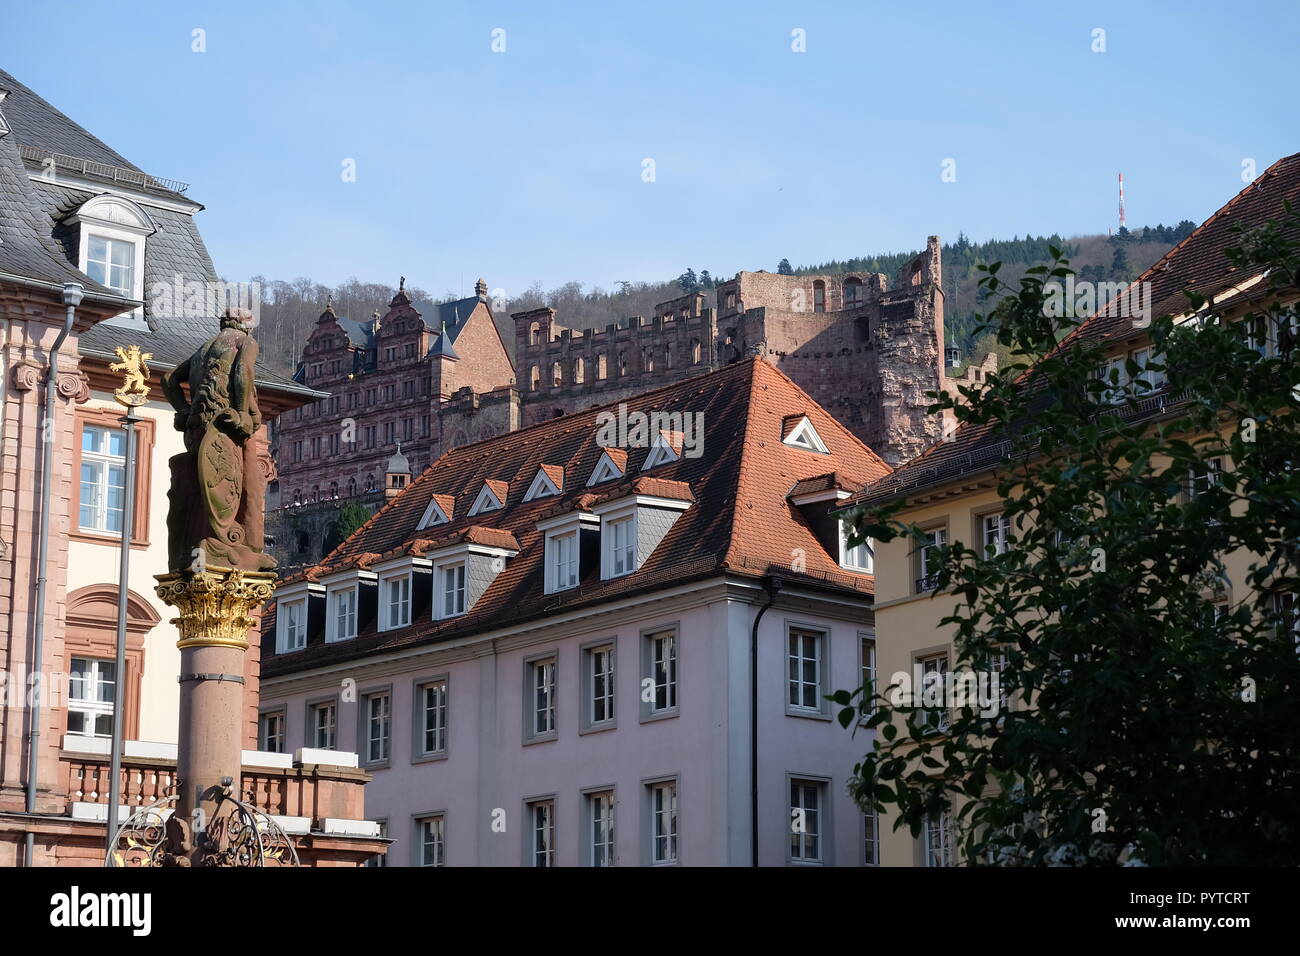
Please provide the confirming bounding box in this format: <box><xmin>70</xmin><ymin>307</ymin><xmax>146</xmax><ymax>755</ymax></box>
<box><xmin>86</xmin><ymin>234</ymin><xmax>135</xmax><ymax>295</ymax></box>
<box><xmin>981</xmin><ymin>512</ymin><xmax>1011</xmax><ymax>556</ymax></box>
<box><xmin>587</xmin><ymin>791</ymin><xmax>615</xmax><ymax>867</ymax></box>
<box><xmin>384</xmin><ymin>575</ymin><xmax>411</xmax><ymax>629</ymax></box>
<box><xmin>78</xmin><ymin>425</ymin><xmax>126</xmax><ymax>534</ymax></box>
<box><xmin>609</xmin><ymin>515</ymin><xmax>635</xmax><ymax>577</ymax></box>
<box><xmin>920</xmin><ymin>653</ymin><xmax>950</xmax><ymax>733</ymax></box>
<box><xmin>1186</xmin><ymin>458</ymin><xmax>1223</xmax><ymax>501</ymax></box>
<box><xmin>68</xmin><ymin>657</ymin><xmax>115</xmax><ymax>738</ymax></box>
<box><xmin>528</xmin><ymin>800</ymin><xmax>555</xmax><ymax>867</ymax></box>
<box><xmin>365</xmin><ymin>425</ymin><xmax>376</xmax><ymax>449</ymax></box>
<box><xmin>419</xmin><ymin>679</ymin><xmax>448</xmax><ymax>756</ymax></box>
<box><xmin>366</xmin><ymin>821</ymin><xmax>388</xmax><ymax>867</ymax></box>
<box><xmin>787</xmin><ymin>626</ymin><xmax>825</xmax><ymax>713</ymax></box>
<box><xmin>418</xmin><ymin>815</ymin><xmax>445</xmax><ymax>867</ymax></box>
<box><xmin>865</xmin><ymin>808</ymin><xmax>880</xmax><ymax>865</ymax></box>
<box><xmin>258</xmin><ymin>711</ymin><xmax>285</xmax><ymax>753</ymax></box>
<box><xmin>279</xmin><ymin>598</ymin><xmax>306</xmax><ymax>652</ymax></box>
<box><xmin>328</xmin><ymin>587</ymin><xmax>357</xmax><ymax>641</ymax></box>
<box><xmin>528</xmin><ymin>657</ymin><xmax>556</xmax><ymax>738</ymax></box>
<box><xmin>441</xmin><ymin>563</ymin><xmax>466</xmax><ymax>617</ymax></box>
<box><xmin>917</xmin><ymin>527</ymin><xmax>947</xmax><ymax>591</ymax></box>
<box><xmin>585</xmin><ymin>643</ymin><xmax>616</xmax><ymax>727</ymax></box>
<box><xmin>365</xmin><ymin>692</ymin><xmax>391</xmax><ymax>763</ymax></box>
<box><xmin>839</xmin><ymin>519</ymin><xmax>873</xmax><ymax>572</ymax></box>
<box><xmin>649</xmin><ymin>780</ymin><xmax>678</xmax><ymax>864</ymax></box>
<box><xmin>1274</xmin><ymin>591</ymin><xmax>1299</xmax><ymax>646</ymax></box>
<box><xmin>645</xmin><ymin>629</ymin><xmax>677</xmax><ymax>715</ymax></box>
<box><xmin>790</xmin><ymin>779</ymin><xmax>824</xmax><ymax>863</ymax></box>
<box><xmin>861</xmin><ymin>635</ymin><xmax>876</xmax><ymax>716</ymax></box>
<box><xmin>924</xmin><ymin>811</ymin><xmax>953</xmax><ymax>867</ymax></box>
<box><xmin>310</xmin><ymin>701</ymin><xmax>337</xmax><ymax>749</ymax></box>
<box><xmin>549</xmin><ymin>531</ymin><xmax>579</xmax><ymax>592</ymax></box>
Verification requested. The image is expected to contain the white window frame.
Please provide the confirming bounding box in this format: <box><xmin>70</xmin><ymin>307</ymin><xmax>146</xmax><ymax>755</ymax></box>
<box><xmin>437</xmin><ymin>561</ymin><xmax>467</xmax><ymax>619</ymax></box>
<box><xmin>917</xmin><ymin>527</ymin><xmax>948</xmax><ymax>592</ymax></box>
<box><xmin>603</xmin><ymin>512</ymin><xmax>636</xmax><ymax>579</ymax></box>
<box><xmin>277</xmin><ymin>597</ymin><xmax>307</xmax><ymax>653</ymax></box>
<box><xmin>1186</xmin><ymin>457</ymin><xmax>1223</xmax><ymax>501</ymax></box>
<box><xmin>838</xmin><ymin>519</ymin><xmax>873</xmax><ymax>572</ymax></box>
<box><xmin>585</xmin><ymin>789</ymin><xmax>616</xmax><ymax>867</ymax></box>
<box><xmin>864</xmin><ymin>808</ymin><xmax>880</xmax><ymax>865</ymax></box>
<box><xmin>782</xmin><ymin>416</ymin><xmax>829</xmax><ymax>454</ymax></box>
<box><xmin>309</xmin><ymin>699</ymin><xmax>337</xmax><ymax>750</ymax></box>
<box><xmin>980</xmin><ymin>512</ymin><xmax>1011</xmax><ymax>556</ymax></box>
<box><xmin>919</xmin><ymin>652</ymin><xmax>951</xmax><ymax>734</ymax></box>
<box><xmin>258</xmin><ymin>710</ymin><xmax>285</xmax><ymax>753</ymax></box>
<box><xmin>789</xmin><ymin>777</ymin><xmax>826</xmax><ymax>864</ymax></box>
<box><xmin>582</xmin><ymin>641</ymin><xmax>616</xmax><ymax>731</ymax></box>
<box><xmin>363</xmin><ymin>690</ymin><xmax>391</xmax><ymax>764</ymax></box>
<box><xmin>860</xmin><ymin>633</ymin><xmax>876</xmax><ymax>717</ymax></box>
<box><xmin>642</xmin><ymin>627</ymin><xmax>678</xmax><ymax>718</ymax></box>
<box><xmin>70</xmin><ymin>196</ymin><xmax>153</xmax><ymax>319</ymax></box>
<box><xmin>380</xmin><ymin>572</ymin><xmax>412</xmax><ymax>630</ymax></box>
<box><xmin>786</xmin><ymin>624</ymin><xmax>828</xmax><ymax>717</ymax></box>
<box><xmin>416</xmin><ymin>813</ymin><xmax>446</xmax><ymax>867</ymax></box>
<box><xmin>467</xmin><ymin>482</ymin><xmax>504</xmax><ymax>516</ymax></box>
<box><xmin>78</xmin><ymin>424</ymin><xmax>127</xmax><ymax>535</ymax></box>
<box><xmin>68</xmin><ymin>657</ymin><xmax>115</xmax><ymax>739</ymax></box>
<box><xmin>526</xmin><ymin>799</ymin><xmax>555</xmax><ymax>867</ymax></box>
<box><xmin>923</xmin><ymin>810</ymin><xmax>954</xmax><ymax>867</ymax></box>
<box><xmin>416</xmin><ymin>496</ymin><xmax>450</xmax><ymax>529</ymax></box>
<box><xmin>647</xmin><ymin>779</ymin><xmax>678</xmax><ymax>865</ymax></box>
<box><xmin>326</xmin><ymin>585</ymin><xmax>358</xmax><ymax>642</ymax></box>
<box><xmin>586</xmin><ymin>450</ymin><xmax>626</xmax><ymax>486</ymax></box>
<box><xmin>416</xmin><ymin>677</ymin><xmax>448</xmax><ymax>758</ymax></box>
<box><xmin>641</xmin><ymin>432</ymin><xmax>682</xmax><ymax>471</ymax></box>
<box><xmin>546</xmin><ymin>529</ymin><xmax>580</xmax><ymax>593</ymax></box>
<box><xmin>525</xmin><ymin>655</ymin><xmax>557</xmax><ymax>742</ymax></box>
<box><xmin>523</xmin><ymin>467</ymin><xmax>562</xmax><ymax>501</ymax></box>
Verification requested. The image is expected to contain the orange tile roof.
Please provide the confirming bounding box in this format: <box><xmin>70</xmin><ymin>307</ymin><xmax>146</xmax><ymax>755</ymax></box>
<box><xmin>264</xmin><ymin>358</ymin><xmax>891</xmax><ymax>674</ymax></box>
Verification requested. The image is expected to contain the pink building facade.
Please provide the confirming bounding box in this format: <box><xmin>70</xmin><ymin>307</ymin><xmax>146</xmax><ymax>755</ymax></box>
<box><xmin>260</xmin><ymin>358</ymin><xmax>890</xmax><ymax>866</ymax></box>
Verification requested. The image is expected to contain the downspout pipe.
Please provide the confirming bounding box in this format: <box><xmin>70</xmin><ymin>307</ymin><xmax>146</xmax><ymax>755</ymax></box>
<box><xmin>24</xmin><ymin>281</ymin><xmax>82</xmax><ymax>867</ymax></box>
<box><xmin>750</xmin><ymin>574</ymin><xmax>782</xmax><ymax>867</ymax></box>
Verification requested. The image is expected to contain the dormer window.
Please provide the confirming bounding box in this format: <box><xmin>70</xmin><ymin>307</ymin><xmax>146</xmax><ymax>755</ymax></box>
<box><xmin>641</xmin><ymin>432</ymin><xmax>683</xmax><ymax>471</ymax></box>
<box><xmin>68</xmin><ymin>196</ymin><xmax>154</xmax><ymax>321</ymax></box>
<box><xmin>439</xmin><ymin>562</ymin><xmax>467</xmax><ymax>618</ymax></box>
<box><xmin>468</xmin><ymin>481</ymin><xmax>506</xmax><ymax>516</ymax></box>
<box><xmin>540</xmin><ymin>510</ymin><xmax>599</xmax><ymax>595</ymax></box>
<box><xmin>277</xmin><ymin>598</ymin><xmax>306</xmax><ymax>652</ymax></box>
<box><xmin>607</xmin><ymin>515</ymin><xmax>635</xmax><ymax>577</ymax></box>
<box><xmin>549</xmin><ymin>530</ymin><xmax>579</xmax><ymax>591</ymax></box>
<box><xmin>524</xmin><ymin>466</ymin><xmax>563</xmax><ymax>502</ymax></box>
<box><xmin>782</xmin><ymin>416</ymin><xmax>829</xmax><ymax>454</ymax></box>
<box><xmin>327</xmin><ymin>585</ymin><xmax>358</xmax><ymax>642</ymax></box>
<box><xmin>417</xmin><ymin>495</ymin><xmax>453</xmax><ymax>529</ymax></box>
<box><xmin>839</xmin><ymin>519</ymin><xmax>874</xmax><ymax>573</ymax></box>
<box><xmin>587</xmin><ymin>449</ymin><xmax>627</xmax><ymax>486</ymax></box>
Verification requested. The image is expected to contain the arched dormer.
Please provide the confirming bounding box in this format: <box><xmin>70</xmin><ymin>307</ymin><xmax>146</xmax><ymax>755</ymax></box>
<box><xmin>66</xmin><ymin>196</ymin><xmax>156</xmax><ymax>323</ymax></box>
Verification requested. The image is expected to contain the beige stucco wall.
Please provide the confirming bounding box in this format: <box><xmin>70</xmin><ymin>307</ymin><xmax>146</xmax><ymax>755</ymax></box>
<box><xmin>66</xmin><ymin>391</ymin><xmax>182</xmax><ymax>743</ymax></box>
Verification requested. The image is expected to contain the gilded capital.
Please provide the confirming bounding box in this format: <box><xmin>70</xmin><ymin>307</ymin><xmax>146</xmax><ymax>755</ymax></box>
<box><xmin>155</xmin><ymin>566</ymin><xmax>276</xmax><ymax>650</ymax></box>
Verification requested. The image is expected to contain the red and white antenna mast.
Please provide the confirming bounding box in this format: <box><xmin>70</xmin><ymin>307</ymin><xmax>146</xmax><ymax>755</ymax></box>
<box><xmin>1118</xmin><ymin>172</ymin><xmax>1127</xmax><ymax>231</ymax></box>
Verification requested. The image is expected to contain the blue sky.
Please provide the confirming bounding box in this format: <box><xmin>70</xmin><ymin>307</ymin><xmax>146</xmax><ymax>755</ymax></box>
<box><xmin>3</xmin><ymin>0</ymin><xmax>1297</xmax><ymax>297</ymax></box>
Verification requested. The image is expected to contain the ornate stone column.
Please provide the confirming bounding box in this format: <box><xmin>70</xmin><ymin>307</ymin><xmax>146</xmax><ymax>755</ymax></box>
<box><xmin>154</xmin><ymin>566</ymin><xmax>274</xmax><ymax>864</ymax></box>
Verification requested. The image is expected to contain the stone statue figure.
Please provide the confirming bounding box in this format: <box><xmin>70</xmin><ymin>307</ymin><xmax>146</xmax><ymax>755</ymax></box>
<box><xmin>161</xmin><ymin>308</ymin><xmax>276</xmax><ymax>572</ymax></box>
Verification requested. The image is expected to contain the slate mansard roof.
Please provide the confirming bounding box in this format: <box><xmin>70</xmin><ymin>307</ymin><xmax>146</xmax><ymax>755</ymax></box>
<box><xmin>852</xmin><ymin>151</ymin><xmax>1300</xmax><ymax>507</ymax></box>
<box><xmin>262</xmin><ymin>358</ymin><xmax>893</xmax><ymax>676</ymax></box>
<box><xmin>0</xmin><ymin>68</ymin><xmax>318</xmax><ymax>401</ymax></box>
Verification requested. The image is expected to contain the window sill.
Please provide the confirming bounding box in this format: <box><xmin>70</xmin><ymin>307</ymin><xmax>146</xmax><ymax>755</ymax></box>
<box><xmin>361</xmin><ymin>759</ymin><xmax>391</xmax><ymax>772</ymax></box>
<box><xmin>411</xmin><ymin>750</ymin><xmax>448</xmax><ymax>766</ymax></box>
<box><xmin>522</xmin><ymin>733</ymin><xmax>558</xmax><ymax>747</ymax></box>
<box><xmin>638</xmin><ymin>708</ymin><xmax>679</xmax><ymax>724</ymax></box>
<box><xmin>578</xmin><ymin>721</ymin><xmax>617</xmax><ymax>737</ymax></box>
<box><xmin>70</xmin><ymin>528</ymin><xmax>149</xmax><ymax>551</ymax></box>
<box><xmin>785</xmin><ymin>708</ymin><xmax>833</xmax><ymax>722</ymax></box>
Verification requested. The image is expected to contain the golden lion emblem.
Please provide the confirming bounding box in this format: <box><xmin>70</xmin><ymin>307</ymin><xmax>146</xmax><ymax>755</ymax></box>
<box><xmin>110</xmin><ymin>345</ymin><xmax>153</xmax><ymax>407</ymax></box>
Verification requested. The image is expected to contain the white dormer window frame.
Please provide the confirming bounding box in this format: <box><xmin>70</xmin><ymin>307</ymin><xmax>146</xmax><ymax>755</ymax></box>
<box><xmin>327</xmin><ymin>585</ymin><xmax>359</xmax><ymax>642</ymax></box>
<box><xmin>539</xmin><ymin>512</ymin><xmax>599</xmax><ymax>594</ymax></box>
<box><xmin>68</xmin><ymin>196</ymin><xmax>155</xmax><ymax>320</ymax></box>
<box><xmin>593</xmin><ymin>494</ymin><xmax>691</xmax><ymax>581</ymax></box>
<box><xmin>417</xmin><ymin>496</ymin><xmax>451</xmax><ymax>530</ymax></box>
<box><xmin>783</xmin><ymin>416</ymin><xmax>830</xmax><ymax>454</ymax></box>
<box><xmin>839</xmin><ymin>519</ymin><xmax>874</xmax><ymax>573</ymax></box>
<box><xmin>275</xmin><ymin>581</ymin><xmax>322</xmax><ymax>654</ymax></box>
<box><xmin>374</xmin><ymin>556</ymin><xmax>429</xmax><ymax>631</ymax></box>
<box><xmin>436</xmin><ymin>560</ymin><xmax>467</xmax><ymax>619</ymax></box>
<box><xmin>641</xmin><ymin>433</ymin><xmax>682</xmax><ymax>471</ymax></box>
<box><xmin>587</xmin><ymin>450</ymin><xmax>626</xmax><ymax>487</ymax></box>
<box><xmin>468</xmin><ymin>482</ymin><xmax>505</xmax><ymax>516</ymax></box>
<box><xmin>524</xmin><ymin>467</ymin><xmax>562</xmax><ymax>502</ymax></box>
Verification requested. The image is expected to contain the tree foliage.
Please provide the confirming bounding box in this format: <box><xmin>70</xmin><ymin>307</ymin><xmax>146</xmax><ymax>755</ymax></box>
<box><xmin>837</xmin><ymin>210</ymin><xmax>1300</xmax><ymax>866</ymax></box>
